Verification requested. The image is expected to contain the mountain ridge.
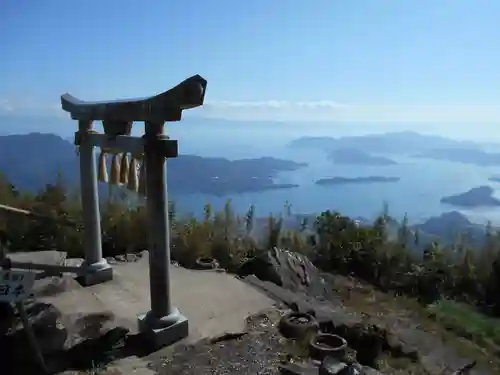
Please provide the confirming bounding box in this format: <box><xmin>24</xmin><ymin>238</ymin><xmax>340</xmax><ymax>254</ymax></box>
<box><xmin>2</xmin><ymin>131</ymin><xmax>499</xmax><ymax>248</ymax></box>
<box><xmin>288</xmin><ymin>131</ymin><xmax>486</xmax><ymax>155</ymax></box>
<box><xmin>0</xmin><ymin>133</ymin><xmax>306</xmax><ymax>196</ymax></box>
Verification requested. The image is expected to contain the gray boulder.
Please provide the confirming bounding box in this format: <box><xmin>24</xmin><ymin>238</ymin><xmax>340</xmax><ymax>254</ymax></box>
<box><xmin>236</xmin><ymin>247</ymin><xmax>334</xmax><ymax>300</ymax></box>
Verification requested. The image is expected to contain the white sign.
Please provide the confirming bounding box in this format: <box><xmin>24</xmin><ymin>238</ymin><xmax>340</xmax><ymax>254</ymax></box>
<box><xmin>0</xmin><ymin>269</ymin><xmax>36</xmax><ymax>303</ymax></box>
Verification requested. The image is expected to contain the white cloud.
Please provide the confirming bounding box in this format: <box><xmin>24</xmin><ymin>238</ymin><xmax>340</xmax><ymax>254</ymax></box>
<box><xmin>197</xmin><ymin>100</ymin><xmax>500</xmax><ymax>123</ymax></box>
<box><xmin>0</xmin><ymin>99</ymin><xmax>14</xmax><ymax>112</ymax></box>
<box><xmin>197</xmin><ymin>100</ymin><xmax>351</xmax><ymax>121</ymax></box>
<box><xmin>0</xmin><ymin>98</ymin><xmax>67</xmax><ymax>118</ymax></box>
<box><xmin>3</xmin><ymin>96</ymin><xmax>500</xmax><ymax>124</ymax></box>
<box><xmin>206</xmin><ymin>100</ymin><xmax>348</xmax><ymax>109</ymax></box>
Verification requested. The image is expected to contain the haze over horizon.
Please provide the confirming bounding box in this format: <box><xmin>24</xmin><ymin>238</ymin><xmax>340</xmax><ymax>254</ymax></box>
<box><xmin>1</xmin><ymin>0</ymin><xmax>500</xmax><ymax>142</ymax></box>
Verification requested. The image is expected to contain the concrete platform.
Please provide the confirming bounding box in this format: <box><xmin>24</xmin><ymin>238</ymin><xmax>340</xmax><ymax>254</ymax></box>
<box><xmin>39</xmin><ymin>253</ymin><xmax>275</xmax><ymax>342</ymax></box>
<box><xmin>11</xmin><ymin>251</ymin><xmax>274</xmax><ymax>373</ymax></box>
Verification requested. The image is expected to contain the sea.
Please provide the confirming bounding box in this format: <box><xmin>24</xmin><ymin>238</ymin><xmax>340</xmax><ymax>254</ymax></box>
<box><xmin>167</xmin><ymin>131</ymin><xmax>500</xmax><ymax>227</ymax></box>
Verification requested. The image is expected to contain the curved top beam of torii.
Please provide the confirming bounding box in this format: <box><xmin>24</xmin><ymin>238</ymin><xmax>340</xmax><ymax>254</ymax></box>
<box><xmin>60</xmin><ymin>74</ymin><xmax>207</xmax><ymax>122</ymax></box>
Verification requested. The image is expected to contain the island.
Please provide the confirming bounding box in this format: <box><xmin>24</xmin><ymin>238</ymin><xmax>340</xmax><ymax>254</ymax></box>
<box><xmin>168</xmin><ymin>155</ymin><xmax>305</xmax><ymax>195</ymax></box>
<box><xmin>288</xmin><ymin>131</ymin><xmax>477</xmax><ymax>155</ymax></box>
<box><xmin>413</xmin><ymin>148</ymin><xmax>500</xmax><ymax>166</ymax></box>
<box><xmin>0</xmin><ymin>133</ymin><xmax>307</xmax><ymax>196</ymax></box>
<box><xmin>327</xmin><ymin>148</ymin><xmax>397</xmax><ymax>166</ymax></box>
<box><xmin>315</xmin><ymin>176</ymin><xmax>400</xmax><ymax>186</ymax></box>
<box><xmin>489</xmin><ymin>177</ymin><xmax>500</xmax><ymax>183</ymax></box>
<box><xmin>440</xmin><ymin>186</ymin><xmax>500</xmax><ymax>208</ymax></box>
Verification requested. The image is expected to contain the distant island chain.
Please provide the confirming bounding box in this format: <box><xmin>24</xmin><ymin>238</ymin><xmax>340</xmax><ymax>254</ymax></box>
<box><xmin>315</xmin><ymin>176</ymin><xmax>400</xmax><ymax>185</ymax></box>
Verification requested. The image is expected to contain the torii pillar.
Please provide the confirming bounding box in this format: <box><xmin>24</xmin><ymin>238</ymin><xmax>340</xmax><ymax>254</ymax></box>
<box><xmin>60</xmin><ymin>75</ymin><xmax>207</xmax><ymax>348</ymax></box>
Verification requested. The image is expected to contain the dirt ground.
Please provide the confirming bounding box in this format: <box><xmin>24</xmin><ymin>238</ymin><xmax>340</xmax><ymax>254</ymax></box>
<box><xmin>150</xmin><ymin>274</ymin><xmax>497</xmax><ymax>375</ymax></box>
<box><xmin>3</xmin><ymin>261</ymin><xmax>497</xmax><ymax>374</ymax></box>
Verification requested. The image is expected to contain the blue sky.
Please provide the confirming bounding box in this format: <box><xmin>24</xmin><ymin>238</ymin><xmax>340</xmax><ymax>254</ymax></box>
<box><xmin>2</xmin><ymin>0</ymin><xmax>500</xmax><ymax>125</ymax></box>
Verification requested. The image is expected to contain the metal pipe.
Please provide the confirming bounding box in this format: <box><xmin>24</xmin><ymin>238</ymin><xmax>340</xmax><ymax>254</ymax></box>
<box><xmin>5</xmin><ymin>260</ymin><xmax>85</xmax><ymax>276</ymax></box>
<box><xmin>0</xmin><ymin>204</ymin><xmax>78</xmax><ymax>228</ymax></box>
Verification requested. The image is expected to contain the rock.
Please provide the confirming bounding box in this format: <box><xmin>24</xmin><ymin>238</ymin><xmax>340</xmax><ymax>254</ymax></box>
<box><xmin>34</xmin><ymin>276</ymin><xmax>80</xmax><ymax>297</ymax></box>
<box><xmin>65</xmin><ymin>326</ymin><xmax>129</xmax><ymax>369</ymax></box>
<box><xmin>209</xmin><ymin>331</ymin><xmax>248</xmax><ymax>344</ymax></box>
<box><xmin>384</xmin><ymin>331</ymin><xmax>418</xmax><ymax>360</ymax></box>
<box><xmin>314</xmin><ymin>309</ymin><xmax>384</xmax><ymax>367</ymax></box>
<box><xmin>244</xmin><ymin>274</ymin><xmax>384</xmax><ymax>367</ymax></box>
<box><xmin>360</xmin><ymin>367</ymin><xmax>384</xmax><ymax>375</ymax></box>
<box><xmin>115</xmin><ymin>254</ymin><xmax>126</xmax><ymax>262</ymax></box>
<box><xmin>0</xmin><ymin>302</ymin><xmax>15</xmax><ymax>334</ymax></box>
<box><xmin>319</xmin><ymin>357</ymin><xmax>349</xmax><ymax>374</ymax></box>
<box><xmin>279</xmin><ymin>358</ymin><xmax>356</xmax><ymax>375</ymax></box>
<box><xmin>258</xmin><ymin>367</ymin><xmax>277</xmax><ymax>375</ymax></box>
<box><xmin>71</xmin><ymin>312</ymin><xmax>116</xmax><ymax>341</ymax></box>
<box><xmin>106</xmin><ymin>257</ymin><xmax>119</xmax><ymax>265</ymax></box>
<box><xmin>237</xmin><ymin>247</ymin><xmax>333</xmax><ymax>299</ymax></box>
<box><xmin>246</xmin><ymin>269</ymin><xmax>494</xmax><ymax>374</ymax></box>
<box><xmin>279</xmin><ymin>362</ymin><xmax>319</xmax><ymax>375</ymax></box>
<box><xmin>125</xmin><ymin>253</ymin><xmax>137</xmax><ymax>262</ymax></box>
<box><xmin>64</xmin><ymin>257</ymin><xmax>84</xmax><ymax>268</ymax></box>
<box><xmin>0</xmin><ymin>301</ymin><xmax>67</xmax><ymax>373</ymax></box>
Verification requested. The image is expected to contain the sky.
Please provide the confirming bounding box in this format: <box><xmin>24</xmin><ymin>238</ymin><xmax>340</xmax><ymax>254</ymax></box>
<box><xmin>2</xmin><ymin>0</ymin><xmax>500</xmax><ymax>132</ymax></box>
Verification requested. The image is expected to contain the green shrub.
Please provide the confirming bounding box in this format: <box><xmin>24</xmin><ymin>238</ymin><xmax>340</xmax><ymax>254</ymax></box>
<box><xmin>427</xmin><ymin>299</ymin><xmax>500</xmax><ymax>347</ymax></box>
<box><xmin>2</xmin><ymin>173</ymin><xmax>500</xmax><ymax>319</ymax></box>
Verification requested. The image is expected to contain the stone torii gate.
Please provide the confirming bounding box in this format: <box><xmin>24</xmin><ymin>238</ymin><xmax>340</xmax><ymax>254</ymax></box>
<box><xmin>60</xmin><ymin>74</ymin><xmax>207</xmax><ymax>347</ymax></box>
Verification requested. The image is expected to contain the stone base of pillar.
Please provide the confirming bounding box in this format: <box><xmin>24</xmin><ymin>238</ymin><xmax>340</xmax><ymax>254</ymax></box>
<box><xmin>137</xmin><ymin>307</ymin><xmax>189</xmax><ymax>349</ymax></box>
<box><xmin>77</xmin><ymin>259</ymin><xmax>113</xmax><ymax>286</ymax></box>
